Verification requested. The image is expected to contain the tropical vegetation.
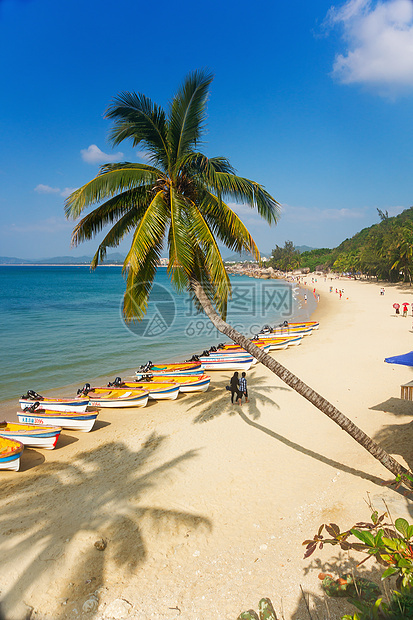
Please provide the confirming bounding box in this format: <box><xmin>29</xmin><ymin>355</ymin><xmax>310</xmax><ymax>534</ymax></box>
<box><xmin>271</xmin><ymin>207</ymin><xmax>413</xmax><ymax>281</ymax></box>
<box><xmin>65</xmin><ymin>70</ymin><xmax>412</xmax><ymax>488</ymax></box>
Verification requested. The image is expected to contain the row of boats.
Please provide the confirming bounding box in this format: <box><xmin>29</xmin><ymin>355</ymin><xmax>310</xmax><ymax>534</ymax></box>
<box><xmin>0</xmin><ymin>320</ymin><xmax>319</xmax><ymax>471</ymax></box>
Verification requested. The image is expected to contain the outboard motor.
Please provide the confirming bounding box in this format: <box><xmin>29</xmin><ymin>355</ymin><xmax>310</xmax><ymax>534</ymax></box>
<box><xmin>77</xmin><ymin>383</ymin><xmax>91</xmax><ymax>396</ymax></box>
<box><xmin>23</xmin><ymin>401</ymin><xmax>41</xmax><ymax>413</ymax></box>
<box><xmin>107</xmin><ymin>376</ymin><xmax>123</xmax><ymax>387</ymax></box>
<box><xmin>201</xmin><ymin>350</ymin><xmax>210</xmax><ymax>357</ymax></box>
<box><xmin>217</xmin><ymin>343</ymin><xmax>225</xmax><ymax>349</ymax></box>
<box><xmin>253</xmin><ymin>334</ymin><xmax>259</xmax><ymax>340</ymax></box>
<box><xmin>186</xmin><ymin>354</ymin><xmax>200</xmax><ymax>362</ymax></box>
<box><xmin>209</xmin><ymin>346</ymin><xmax>217</xmax><ymax>353</ymax></box>
<box><xmin>21</xmin><ymin>390</ymin><xmax>44</xmax><ymax>401</ymax></box>
<box><xmin>140</xmin><ymin>373</ymin><xmax>153</xmax><ymax>382</ymax></box>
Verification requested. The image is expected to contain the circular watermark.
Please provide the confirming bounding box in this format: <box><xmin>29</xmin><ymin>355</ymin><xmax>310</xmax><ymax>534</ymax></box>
<box><xmin>121</xmin><ymin>282</ymin><xmax>176</xmax><ymax>338</ymax></box>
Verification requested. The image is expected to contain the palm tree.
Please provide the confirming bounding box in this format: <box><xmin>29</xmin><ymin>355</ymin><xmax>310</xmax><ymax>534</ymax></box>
<box><xmin>65</xmin><ymin>70</ymin><xmax>412</xmax><ymax>487</ymax></box>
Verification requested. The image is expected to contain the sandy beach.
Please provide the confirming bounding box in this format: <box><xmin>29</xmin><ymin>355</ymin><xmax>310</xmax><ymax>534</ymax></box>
<box><xmin>1</xmin><ymin>275</ymin><xmax>413</xmax><ymax>620</ymax></box>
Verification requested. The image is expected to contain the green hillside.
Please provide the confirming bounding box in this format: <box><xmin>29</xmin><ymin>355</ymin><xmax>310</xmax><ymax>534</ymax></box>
<box><xmin>271</xmin><ymin>207</ymin><xmax>413</xmax><ymax>282</ymax></box>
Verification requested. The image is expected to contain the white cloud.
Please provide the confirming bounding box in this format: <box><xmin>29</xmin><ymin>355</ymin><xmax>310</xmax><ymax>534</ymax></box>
<box><xmin>34</xmin><ymin>184</ymin><xmax>61</xmax><ymax>194</ymax></box>
<box><xmin>60</xmin><ymin>187</ymin><xmax>77</xmax><ymax>198</ymax></box>
<box><xmin>326</xmin><ymin>0</ymin><xmax>413</xmax><ymax>92</ymax></box>
<box><xmin>34</xmin><ymin>185</ymin><xmax>77</xmax><ymax>198</ymax></box>
<box><xmin>81</xmin><ymin>144</ymin><xmax>124</xmax><ymax>165</ymax></box>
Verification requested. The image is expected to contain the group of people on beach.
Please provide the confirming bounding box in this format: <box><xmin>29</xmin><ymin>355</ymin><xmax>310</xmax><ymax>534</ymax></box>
<box><xmin>229</xmin><ymin>371</ymin><xmax>248</xmax><ymax>406</ymax></box>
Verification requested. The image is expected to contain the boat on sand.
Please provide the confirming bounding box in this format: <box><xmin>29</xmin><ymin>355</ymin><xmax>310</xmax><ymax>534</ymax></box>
<box><xmin>19</xmin><ymin>391</ymin><xmax>89</xmax><ymax>413</ymax></box>
<box><xmin>76</xmin><ymin>384</ymin><xmax>149</xmax><ymax>408</ymax></box>
<box><xmin>17</xmin><ymin>407</ymin><xmax>99</xmax><ymax>432</ymax></box>
<box><xmin>0</xmin><ymin>437</ymin><xmax>24</xmax><ymax>471</ymax></box>
<box><xmin>0</xmin><ymin>421</ymin><xmax>61</xmax><ymax>449</ymax></box>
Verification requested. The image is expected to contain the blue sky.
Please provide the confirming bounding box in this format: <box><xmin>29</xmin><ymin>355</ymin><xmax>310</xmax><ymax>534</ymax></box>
<box><xmin>1</xmin><ymin>0</ymin><xmax>413</xmax><ymax>259</ymax></box>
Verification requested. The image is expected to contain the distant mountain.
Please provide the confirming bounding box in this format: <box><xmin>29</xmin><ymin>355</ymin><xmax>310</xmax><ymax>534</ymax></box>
<box><xmin>0</xmin><ymin>253</ymin><xmax>126</xmax><ymax>265</ymax></box>
<box><xmin>223</xmin><ymin>250</ymin><xmax>263</xmax><ymax>262</ymax></box>
<box><xmin>0</xmin><ymin>256</ymin><xmax>32</xmax><ymax>264</ymax></box>
<box><xmin>296</xmin><ymin>245</ymin><xmax>314</xmax><ymax>253</ymax></box>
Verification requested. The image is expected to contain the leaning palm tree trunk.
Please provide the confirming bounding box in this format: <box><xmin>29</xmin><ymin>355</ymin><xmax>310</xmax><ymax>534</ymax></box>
<box><xmin>191</xmin><ymin>280</ymin><xmax>412</xmax><ymax>486</ymax></box>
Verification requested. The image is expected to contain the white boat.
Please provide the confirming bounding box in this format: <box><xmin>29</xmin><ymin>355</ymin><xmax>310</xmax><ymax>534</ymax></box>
<box><xmin>103</xmin><ymin>379</ymin><xmax>180</xmax><ymax>400</ymax></box>
<box><xmin>78</xmin><ymin>386</ymin><xmax>149</xmax><ymax>408</ymax></box>
<box><xmin>115</xmin><ymin>374</ymin><xmax>210</xmax><ymax>393</ymax></box>
<box><xmin>200</xmin><ymin>358</ymin><xmax>253</xmax><ymax>371</ymax></box>
<box><xmin>17</xmin><ymin>409</ymin><xmax>99</xmax><ymax>432</ymax></box>
<box><xmin>0</xmin><ymin>437</ymin><xmax>24</xmax><ymax>471</ymax></box>
<box><xmin>0</xmin><ymin>421</ymin><xmax>61</xmax><ymax>449</ymax></box>
<box><xmin>20</xmin><ymin>391</ymin><xmax>89</xmax><ymax>413</ymax></box>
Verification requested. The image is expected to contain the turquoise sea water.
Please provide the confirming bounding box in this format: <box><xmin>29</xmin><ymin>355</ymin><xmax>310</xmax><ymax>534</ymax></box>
<box><xmin>0</xmin><ymin>266</ymin><xmax>316</xmax><ymax>402</ymax></box>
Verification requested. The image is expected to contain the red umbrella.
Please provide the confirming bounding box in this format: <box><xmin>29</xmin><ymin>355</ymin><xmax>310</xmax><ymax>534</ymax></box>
<box><xmin>393</xmin><ymin>303</ymin><xmax>400</xmax><ymax>309</ymax></box>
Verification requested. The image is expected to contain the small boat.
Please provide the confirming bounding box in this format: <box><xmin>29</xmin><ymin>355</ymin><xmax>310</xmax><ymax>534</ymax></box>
<box><xmin>200</xmin><ymin>358</ymin><xmax>253</xmax><ymax>371</ymax></box>
<box><xmin>18</xmin><ymin>407</ymin><xmax>99</xmax><ymax>432</ymax></box>
<box><xmin>0</xmin><ymin>437</ymin><xmax>24</xmax><ymax>471</ymax></box>
<box><xmin>111</xmin><ymin>374</ymin><xmax>211</xmax><ymax>393</ymax></box>
<box><xmin>104</xmin><ymin>379</ymin><xmax>180</xmax><ymax>400</ymax></box>
<box><xmin>282</xmin><ymin>321</ymin><xmax>319</xmax><ymax>330</ymax></box>
<box><xmin>19</xmin><ymin>390</ymin><xmax>89</xmax><ymax>413</ymax></box>
<box><xmin>0</xmin><ymin>421</ymin><xmax>61</xmax><ymax>449</ymax></box>
<box><xmin>77</xmin><ymin>384</ymin><xmax>149</xmax><ymax>408</ymax></box>
<box><xmin>136</xmin><ymin>361</ymin><xmax>203</xmax><ymax>375</ymax></box>
<box><xmin>258</xmin><ymin>326</ymin><xmax>313</xmax><ymax>338</ymax></box>
<box><xmin>257</xmin><ymin>335</ymin><xmax>302</xmax><ymax>349</ymax></box>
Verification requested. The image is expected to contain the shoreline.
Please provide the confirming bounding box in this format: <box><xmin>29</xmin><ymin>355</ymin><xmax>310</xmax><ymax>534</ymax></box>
<box><xmin>2</xmin><ymin>275</ymin><xmax>413</xmax><ymax>619</ymax></box>
<box><xmin>0</xmin><ymin>275</ymin><xmax>315</xmax><ymax>412</ymax></box>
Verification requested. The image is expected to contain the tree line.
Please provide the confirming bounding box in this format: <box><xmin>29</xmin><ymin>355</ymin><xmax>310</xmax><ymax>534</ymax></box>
<box><xmin>267</xmin><ymin>207</ymin><xmax>413</xmax><ymax>282</ymax></box>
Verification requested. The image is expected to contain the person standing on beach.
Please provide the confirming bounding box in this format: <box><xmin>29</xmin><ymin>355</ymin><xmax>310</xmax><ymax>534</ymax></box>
<box><xmin>239</xmin><ymin>371</ymin><xmax>249</xmax><ymax>403</ymax></box>
<box><xmin>230</xmin><ymin>372</ymin><xmax>242</xmax><ymax>405</ymax></box>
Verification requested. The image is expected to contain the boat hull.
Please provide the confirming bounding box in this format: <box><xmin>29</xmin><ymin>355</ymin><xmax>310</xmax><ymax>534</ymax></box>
<box><xmin>19</xmin><ymin>398</ymin><xmax>89</xmax><ymax>413</ymax></box>
<box><xmin>0</xmin><ymin>423</ymin><xmax>61</xmax><ymax>449</ymax></box>
<box><xmin>133</xmin><ymin>374</ymin><xmax>211</xmax><ymax>392</ymax></box>
<box><xmin>0</xmin><ymin>438</ymin><xmax>24</xmax><ymax>471</ymax></box>
<box><xmin>85</xmin><ymin>389</ymin><xmax>149</xmax><ymax>408</ymax></box>
<box><xmin>17</xmin><ymin>410</ymin><xmax>98</xmax><ymax>432</ymax></box>
<box><xmin>200</xmin><ymin>359</ymin><xmax>253</xmax><ymax>371</ymax></box>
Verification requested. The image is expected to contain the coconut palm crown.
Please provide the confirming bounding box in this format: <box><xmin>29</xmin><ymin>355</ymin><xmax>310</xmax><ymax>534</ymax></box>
<box><xmin>65</xmin><ymin>70</ymin><xmax>280</xmax><ymax>321</ymax></box>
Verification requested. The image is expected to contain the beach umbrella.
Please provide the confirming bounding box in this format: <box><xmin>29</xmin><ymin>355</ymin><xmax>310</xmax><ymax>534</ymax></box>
<box><xmin>384</xmin><ymin>351</ymin><xmax>413</xmax><ymax>366</ymax></box>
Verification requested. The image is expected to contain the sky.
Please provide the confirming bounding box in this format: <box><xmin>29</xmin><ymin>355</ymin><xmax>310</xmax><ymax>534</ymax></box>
<box><xmin>1</xmin><ymin>0</ymin><xmax>413</xmax><ymax>259</ymax></box>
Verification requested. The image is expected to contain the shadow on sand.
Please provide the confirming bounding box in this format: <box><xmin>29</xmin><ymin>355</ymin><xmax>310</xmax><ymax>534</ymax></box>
<box><xmin>0</xmin><ymin>432</ymin><xmax>210</xmax><ymax>619</ymax></box>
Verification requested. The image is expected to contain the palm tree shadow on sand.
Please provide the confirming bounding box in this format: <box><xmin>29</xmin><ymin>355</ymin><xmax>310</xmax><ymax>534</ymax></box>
<box><xmin>0</xmin><ymin>432</ymin><xmax>210</xmax><ymax>620</ymax></box>
<box><xmin>187</xmin><ymin>372</ymin><xmax>290</xmax><ymax>423</ymax></box>
<box><xmin>187</xmin><ymin>375</ymin><xmax>391</xmax><ymax>489</ymax></box>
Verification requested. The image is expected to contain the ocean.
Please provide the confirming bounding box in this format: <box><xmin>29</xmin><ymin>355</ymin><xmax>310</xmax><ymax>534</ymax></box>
<box><xmin>0</xmin><ymin>266</ymin><xmax>316</xmax><ymax>402</ymax></box>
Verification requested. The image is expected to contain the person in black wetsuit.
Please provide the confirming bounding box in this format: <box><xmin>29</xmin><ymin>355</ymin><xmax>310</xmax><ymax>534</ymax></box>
<box><xmin>230</xmin><ymin>371</ymin><xmax>241</xmax><ymax>405</ymax></box>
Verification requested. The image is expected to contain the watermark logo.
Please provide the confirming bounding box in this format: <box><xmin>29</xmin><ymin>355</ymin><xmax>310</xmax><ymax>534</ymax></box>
<box><xmin>122</xmin><ymin>282</ymin><xmax>176</xmax><ymax>338</ymax></box>
<box><xmin>121</xmin><ymin>281</ymin><xmax>293</xmax><ymax>339</ymax></box>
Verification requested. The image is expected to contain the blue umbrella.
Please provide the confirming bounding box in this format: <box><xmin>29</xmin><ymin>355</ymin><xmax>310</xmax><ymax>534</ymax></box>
<box><xmin>384</xmin><ymin>351</ymin><xmax>413</xmax><ymax>366</ymax></box>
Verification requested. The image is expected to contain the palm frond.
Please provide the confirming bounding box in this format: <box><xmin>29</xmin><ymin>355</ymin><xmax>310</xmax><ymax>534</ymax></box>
<box><xmin>65</xmin><ymin>165</ymin><xmax>161</xmax><ymax>219</ymax></box>
<box><xmin>168</xmin><ymin>70</ymin><xmax>213</xmax><ymax>166</ymax></box>
<box><xmin>180</xmin><ymin>153</ymin><xmax>280</xmax><ymax>224</ymax></box>
<box><xmin>105</xmin><ymin>92</ymin><xmax>169</xmax><ymax>170</ymax></box>
<box><xmin>123</xmin><ymin>245</ymin><xmax>163</xmax><ymax>322</ymax></box>
<box><xmin>71</xmin><ymin>186</ymin><xmax>150</xmax><ymax>247</ymax></box>
<box><xmin>179</xmin><ymin>152</ymin><xmax>236</xmax><ymax>176</ymax></box>
<box><xmin>186</xmin><ymin>201</ymin><xmax>232</xmax><ymax>319</ymax></box>
<box><xmin>90</xmin><ymin>207</ymin><xmax>143</xmax><ymax>269</ymax></box>
<box><xmin>198</xmin><ymin>191</ymin><xmax>260</xmax><ymax>260</ymax></box>
<box><xmin>123</xmin><ymin>191</ymin><xmax>169</xmax><ymax>273</ymax></box>
<box><xmin>167</xmin><ymin>189</ymin><xmax>197</xmax><ymax>291</ymax></box>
